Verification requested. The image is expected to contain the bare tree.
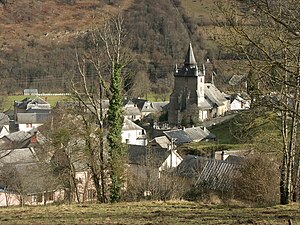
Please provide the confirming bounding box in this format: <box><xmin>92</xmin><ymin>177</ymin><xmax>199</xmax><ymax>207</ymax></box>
<box><xmin>70</xmin><ymin>14</ymin><xmax>129</xmax><ymax>203</ymax></box>
<box><xmin>215</xmin><ymin>0</ymin><xmax>300</xmax><ymax>204</ymax></box>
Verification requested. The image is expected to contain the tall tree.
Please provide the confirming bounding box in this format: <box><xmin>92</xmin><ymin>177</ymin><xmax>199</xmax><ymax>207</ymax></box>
<box><xmin>71</xmin><ymin>14</ymin><xmax>128</xmax><ymax>203</ymax></box>
<box><xmin>216</xmin><ymin>0</ymin><xmax>300</xmax><ymax>204</ymax></box>
<box><xmin>100</xmin><ymin>15</ymin><xmax>128</xmax><ymax>202</ymax></box>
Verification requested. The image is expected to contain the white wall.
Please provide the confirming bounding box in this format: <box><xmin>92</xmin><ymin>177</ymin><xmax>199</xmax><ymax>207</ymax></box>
<box><xmin>121</xmin><ymin>129</ymin><xmax>147</xmax><ymax>146</ymax></box>
<box><xmin>0</xmin><ymin>125</ymin><xmax>9</xmax><ymax>138</ymax></box>
<box><xmin>18</xmin><ymin>123</ymin><xmax>43</xmax><ymax>132</ymax></box>
<box><xmin>159</xmin><ymin>150</ymin><xmax>183</xmax><ymax>172</ymax></box>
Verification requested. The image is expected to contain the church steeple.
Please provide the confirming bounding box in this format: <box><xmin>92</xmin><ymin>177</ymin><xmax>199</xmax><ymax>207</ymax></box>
<box><xmin>184</xmin><ymin>43</ymin><xmax>197</xmax><ymax>66</ymax></box>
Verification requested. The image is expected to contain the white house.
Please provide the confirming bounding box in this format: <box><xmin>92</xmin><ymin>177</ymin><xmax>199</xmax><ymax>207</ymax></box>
<box><xmin>159</xmin><ymin>150</ymin><xmax>183</xmax><ymax>177</ymax></box>
<box><xmin>230</xmin><ymin>94</ymin><xmax>251</xmax><ymax>111</ymax></box>
<box><xmin>121</xmin><ymin>118</ymin><xmax>147</xmax><ymax>146</ymax></box>
<box><xmin>16</xmin><ymin>113</ymin><xmax>50</xmax><ymax>132</ymax></box>
<box><xmin>123</xmin><ymin>100</ymin><xmax>142</xmax><ymax>121</ymax></box>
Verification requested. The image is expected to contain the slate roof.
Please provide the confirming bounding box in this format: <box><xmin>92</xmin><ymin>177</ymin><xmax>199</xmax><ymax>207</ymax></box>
<box><xmin>204</xmin><ymin>84</ymin><xmax>227</xmax><ymax>107</ymax></box>
<box><xmin>127</xmin><ymin>144</ymin><xmax>168</xmax><ymax>167</ymax></box>
<box><xmin>225</xmin><ymin>155</ymin><xmax>245</xmax><ymax>164</ymax></box>
<box><xmin>0</xmin><ymin>161</ymin><xmax>56</xmax><ymax>194</ymax></box>
<box><xmin>15</xmin><ymin>97</ymin><xmax>51</xmax><ymax>111</ymax></box>
<box><xmin>151</xmin><ymin>136</ymin><xmax>171</xmax><ymax>149</ymax></box>
<box><xmin>184</xmin><ymin>43</ymin><xmax>197</xmax><ymax>66</ymax></box>
<box><xmin>122</xmin><ymin>118</ymin><xmax>144</xmax><ymax>131</ymax></box>
<box><xmin>3</xmin><ymin>131</ymin><xmax>32</xmax><ymax>142</ymax></box>
<box><xmin>0</xmin><ymin>131</ymin><xmax>33</xmax><ymax>149</ymax></box>
<box><xmin>176</xmin><ymin>155</ymin><xmax>208</xmax><ymax>178</ymax></box>
<box><xmin>123</xmin><ymin>107</ymin><xmax>141</xmax><ymax>116</ymax></box>
<box><xmin>196</xmin><ymin>160</ymin><xmax>241</xmax><ymax>191</ymax></box>
<box><xmin>151</xmin><ymin>102</ymin><xmax>168</xmax><ymax>111</ymax></box>
<box><xmin>16</xmin><ymin>113</ymin><xmax>51</xmax><ymax>124</ymax></box>
<box><xmin>184</xmin><ymin>126</ymin><xmax>216</xmax><ymax>142</ymax></box>
<box><xmin>123</xmin><ymin>99</ymin><xmax>135</xmax><ymax>107</ymax></box>
<box><xmin>163</xmin><ymin>126</ymin><xmax>215</xmax><ymax>145</ymax></box>
<box><xmin>0</xmin><ymin>148</ymin><xmax>38</xmax><ymax>167</ymax></box>
<box><xmin>0</xmin><ymin>113</ymin><xmax>9</xmax><ymax>126</ymax></box>
<box><xmin>14</xmin><ymin>98</ymin><xmax>32</xmax><ymax>109</ymax></box>
<box><xmin>164</xmin><ymin>129</ymin><xmax>193</xmax><ymax>145</ymax></box>
<box><xmin>199</xmin><ymin>98</ymin><xmax>213</xmax><ymax>110</ymax></box>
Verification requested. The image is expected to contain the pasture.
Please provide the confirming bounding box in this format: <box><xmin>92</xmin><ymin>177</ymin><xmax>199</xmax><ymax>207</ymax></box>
<box><xmin>0</xmin><ymin>201</ymin><xmax>299</xmax><ymax>225</ymax></box>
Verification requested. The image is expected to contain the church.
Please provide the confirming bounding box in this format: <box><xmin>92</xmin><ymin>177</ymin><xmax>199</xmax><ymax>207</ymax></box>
<box><xmin>168</xmin><ymin>43</ymin><xmax>229</xmax><ymax>125</ymax></box>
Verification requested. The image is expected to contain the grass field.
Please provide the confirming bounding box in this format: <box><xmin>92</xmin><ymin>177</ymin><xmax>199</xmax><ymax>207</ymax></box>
<box><xmin>0</xmin><ymin>201</ymin><xmax>299</xmax><ymax>225</ymax></box>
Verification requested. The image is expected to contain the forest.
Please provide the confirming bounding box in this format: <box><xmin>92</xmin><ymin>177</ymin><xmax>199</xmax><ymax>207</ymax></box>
<box><xmin>0</xmin><ymin>0</ymin><xmax>230</xmax><ymax>96</ymax></box>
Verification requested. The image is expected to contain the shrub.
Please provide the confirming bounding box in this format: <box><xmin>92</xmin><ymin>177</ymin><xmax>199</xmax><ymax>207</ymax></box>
<box><xmin>233</xmin><ymin>154</ymin><xmax>280</xmax><ymax>206</ymax></box>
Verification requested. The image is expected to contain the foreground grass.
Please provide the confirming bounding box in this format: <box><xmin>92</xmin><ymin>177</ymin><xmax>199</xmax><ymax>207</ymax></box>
<box><xmin>0</xmin><ymin>201</ymin><xmax>299</xmax><ymax>225</ymax></box>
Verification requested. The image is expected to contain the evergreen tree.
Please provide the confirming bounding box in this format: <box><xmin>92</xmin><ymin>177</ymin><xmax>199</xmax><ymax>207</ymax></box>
<box><xmin>107</xmin><ymin>64</ymin><xmax>125</xmax><ymax>202</ymax></box>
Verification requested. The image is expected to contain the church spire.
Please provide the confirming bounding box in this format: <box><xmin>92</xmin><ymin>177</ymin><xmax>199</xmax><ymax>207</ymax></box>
<box><xmin>184</xmin><ymin>43</ymin><xmax>197</xmax><ymax>66</ymax></box>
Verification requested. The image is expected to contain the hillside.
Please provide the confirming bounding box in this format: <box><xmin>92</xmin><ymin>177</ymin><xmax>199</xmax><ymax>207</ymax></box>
<box><xmin>0</xmin><ymin>0</ymin><xmax>245</xmax><ymax>95</ymax></box>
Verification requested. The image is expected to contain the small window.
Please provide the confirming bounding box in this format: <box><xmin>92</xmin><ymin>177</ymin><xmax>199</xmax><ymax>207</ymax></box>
<box><xmin>45</xmin><ymin>192</ymin><xmax>54</xmax><ymax>201</ymax></box>
<box><xmin>37</xmin><ymin>193</ymin><xmax>43</xmax><ymax>203</ymax></box>
<box><xmin>87</xmin><ymin>189</ymin><xmax>96</xmax><ymax>200</ymax></box>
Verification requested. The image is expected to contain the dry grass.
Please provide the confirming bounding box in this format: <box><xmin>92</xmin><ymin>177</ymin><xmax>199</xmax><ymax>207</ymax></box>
<box><xmin>0</xmin><ymin>201</ymin><xmax>299</xmax><ymax>225</ymax></box>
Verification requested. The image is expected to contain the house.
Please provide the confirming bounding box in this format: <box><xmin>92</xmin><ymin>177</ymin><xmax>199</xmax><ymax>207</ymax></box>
<box><xmin>121</xmin><ymin>118</ymin><xmax>147</xmax><ymax>146</ymax></box>
<box><xmin>123</xmin><ymin>99</ymin><xmax>142</xmax><ymax>121</ymax></box>
<box><xmin>168</xmin><ymin>43</ymin><xmax>230</xmax><ymax>125</ymax></box>
<box><xmin>150</xmin><ymin>136</ymin><xmax>171</xmax><ymax>152</ymax></box>
<box><xmin>23</xmin><ymin>89</ymin><xmax>38</xmax><ymax>96</ymax></box>
<box><xmin>184</xmin><ymin>126</ymin><xmax>216</xmax><ymax>142</ymax></box>
<box><xmin>195</xmin><ymin>159</ymin><xmax>241</xmax><ymax>192</ymax></box>
<box><xmin>15</xmin><ymin>113</ymin><xmax>51</xmax><ymax>132</ymax></box>
<box><xmin>214</xmin><ymin>149</ymin><xmax>251</xmax><ymax>161</ymax></box>
<box><xmin>0</xmin><ymin>131</ymin><xmax>34</xmax><ymax>150</ymax></box>
<box><xmin>0</xmin><ymin>147</ymin><xmax>63</xmax><ymax>206</ymax></box>
<box><xmin>13</xmin><ymin>97</ymin><xmax>52</xmax><ymax>131</ymax></box>
<box><xmin>163</xmin><ymin>126</ymin><xmax>215</xmax><ymax>145</ymax></box>
<box><xmin>163</xmin><ymin>129</ymin><xmax>192</xmax><ymax>145</ymax></box>
<box><xmin>132</xmin><ymin>99</ymin><xmax>168</xmax><ymax>118</ymax></box>
<box><xmin>14</xmin><ymin>97</ymin><xmax>51</xmax><ymax>114</ymax></box>
<box><xmin>0</xmin><ymin>113</ymin><xmax>10</xmax><ymax>138</ymax></box>
<box><xmin>230</xmin><ymin>94</ymin><xmax>251</xmax><ymax>111</ymax></box>
<box><xmin>50</xmin><ymin>147</ymin><xmax>97</xmax><ymax>203</ymax></box>
<box><xmin>127</xmin><ymin>144</ymin><xmax>183</xmax><ymax>179</ymax></box>
<box><xmin>176</xmin><ymin>155</ymin><xmax>209</xmax><ymax>186</ymax></box>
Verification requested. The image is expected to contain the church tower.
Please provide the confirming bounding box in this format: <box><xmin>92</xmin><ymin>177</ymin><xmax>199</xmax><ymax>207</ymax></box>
<box><xmin>168</xmin><ymin>43</ymin><xmax>205</xmax><ymax>125</ymax></box>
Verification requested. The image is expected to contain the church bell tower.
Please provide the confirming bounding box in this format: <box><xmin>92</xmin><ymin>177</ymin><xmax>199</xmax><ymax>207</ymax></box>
<box><xmin>168</xmin><ymin>43</ymin><xmax>205</xmax><ymax>125</ymax></box>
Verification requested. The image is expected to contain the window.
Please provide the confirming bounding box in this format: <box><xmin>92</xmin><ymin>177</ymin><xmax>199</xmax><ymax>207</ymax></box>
<box><xmin>87</xmin><ymin>189</ymin><xmax>96</xmax><ymax>200</ymax></box>
<box><xmin>37</xmin><ymin>193</ymin><xmax>43</xmax><ymax>203</ymax></box>
<box><xmin>45</xmin><ymin>192</ymin><xmax>54</xmax><ymax>201</ymax></box>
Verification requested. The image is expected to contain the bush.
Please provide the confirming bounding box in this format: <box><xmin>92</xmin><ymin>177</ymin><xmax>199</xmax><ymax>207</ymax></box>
<box><xmin>233</xmin><ymin>154</ymin><xmax>279</xmax><ymax>206</ymax></box>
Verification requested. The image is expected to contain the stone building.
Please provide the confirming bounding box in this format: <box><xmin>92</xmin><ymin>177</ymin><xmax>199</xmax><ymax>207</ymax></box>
<box><xmin>168</xmin><ymin>43</ymin><xmax>229</xmax><ymax>125</ymax></box>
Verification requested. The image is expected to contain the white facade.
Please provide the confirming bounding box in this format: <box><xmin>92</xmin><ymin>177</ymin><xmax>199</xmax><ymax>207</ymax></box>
<box><xmin>18</xmin><ymin>123</ymin><xmax>43</xmax><ymax>132</ymax></box>
<box><xmin>121</xmin><ymin>129</ymin><xmax>147</xmax><ymax>146</ymax></box>
<box><xmin>0</xmin><ymin>126</ymin><xmax>9</xmax><ymax>138</ymax></box>
<box><xmin>159</xmin><ymin>150</ymin><xmax>183</xmax><ymax>172</ymax></box>
<box><xmin>121</xmin><ymin>118</ymin><xmax>147</xmax><ymax>146</ymax></box>
<box><xmin>230</xmin><ymin>96</ymin><xmax>251</xmax><ymax>111</ymax></box>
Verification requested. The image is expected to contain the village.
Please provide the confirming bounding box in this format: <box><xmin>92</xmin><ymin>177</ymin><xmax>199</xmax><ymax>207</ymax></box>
<box><xmin>0</xmin><ymin>44</ymin><xmax>252</xmax><ymax>206</ymax></box>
